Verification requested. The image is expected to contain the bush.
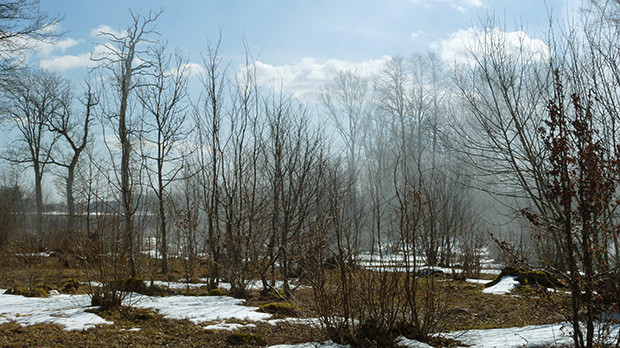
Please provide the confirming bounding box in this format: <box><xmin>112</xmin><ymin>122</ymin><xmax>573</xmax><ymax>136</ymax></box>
<box><xmin>121</xmin><ymin>277</ymin><xmax>146</xmax><ymax>292</ymax></box>
<box><xmin>226</xmin><ymin>332</ymin><xmax>265</xmax><ymax>346</ymax></box>
<box><xmin>91</xmin><ymin>290</ymin><xmax>122</xmax><ymax>310</ymax></box>
<box><xmin>355</xmin><ymin>319</ymin><xmax>396</xmax><ymax>348</ymax></box>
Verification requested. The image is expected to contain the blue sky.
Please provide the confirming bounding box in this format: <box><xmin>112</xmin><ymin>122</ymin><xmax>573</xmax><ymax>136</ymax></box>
<box><xmin>32</xmin><ymin>0</ymin><xmax>580</xmax><ymax>99</ymax></box>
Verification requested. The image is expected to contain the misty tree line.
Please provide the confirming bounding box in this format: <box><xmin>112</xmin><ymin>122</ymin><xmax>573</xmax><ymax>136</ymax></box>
<box><xmin>0</xmin><ymin>8</ymin><xmax>483</xmax><ymax>283</ymax></box>
<box><xmin>0</xmin><ymin>1</ymin><xmax>619</xmax><ymax>345</ymax></box>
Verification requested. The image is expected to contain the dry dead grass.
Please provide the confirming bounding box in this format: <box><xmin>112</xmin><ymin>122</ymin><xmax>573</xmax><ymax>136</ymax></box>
<box><xmin>0</xmin><ymin>250</ymin><xmax>573</xmax><ymax>347</ymax></box>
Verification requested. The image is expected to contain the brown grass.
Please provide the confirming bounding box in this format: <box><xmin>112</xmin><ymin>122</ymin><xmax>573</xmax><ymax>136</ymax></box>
<box><xmin>0</xmin><ymin>250</ymin><xmax>573</xmax><ymax>347</ymax></box>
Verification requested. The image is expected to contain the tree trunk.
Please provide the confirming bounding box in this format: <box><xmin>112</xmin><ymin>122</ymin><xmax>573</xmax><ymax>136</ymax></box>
<box><xmin>34</xmin><ymin>163</ymin><xmax>43</xmax><ymax>244</ymax></box>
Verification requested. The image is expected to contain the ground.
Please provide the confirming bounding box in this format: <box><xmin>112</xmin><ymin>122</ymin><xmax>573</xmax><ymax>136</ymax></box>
<box><xmin>0</xmin><ymin>249</ymin><xmax>615</xmax><ymax>347</ymax></box>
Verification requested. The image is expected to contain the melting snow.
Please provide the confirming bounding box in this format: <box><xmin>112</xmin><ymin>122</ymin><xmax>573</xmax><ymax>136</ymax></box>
<box><xmin>268</xmin><ymin>341</ymin><xmax>350</xmax><ymax>348</ymax></box>
<box><xmin>482</xmin><ymin>276</ymin><xmax>519</xmax><ymax>295</ymax></box>
<box><xmin>466</xmin><ymin>278</ymin><xmax>492</xmax><ymax>285</ymax></box>
<box><xmin>0</xmin><ymin>289</ymin><xmax>111</xmax><ymax>331</ymax></box>
<box><xmin>204</xmin><ymin>322</ymin><xmax>257</xmax><ymax>331</ymax></box>
<box><xmin>397</xmin><ymin>336</ymin><xmax>434</xmax><ymax>347</ymax></box>
<box><xmin>132</xmin><ymin>294</ymin><xmax>271</xmax><ymax>324</ymax></box>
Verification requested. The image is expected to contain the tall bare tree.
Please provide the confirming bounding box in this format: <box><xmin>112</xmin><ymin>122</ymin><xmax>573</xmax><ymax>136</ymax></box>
<box><xmin>95</xmin><ymin>9</ymin><xmax>162</xmax><ymax>277</ymax></box>
<box><xmin>138</xmin><ymin>43</ymin><xmax>189</xmax><ymax>274</ymax></box>
<box><xmin>195</xmin><ymin>36</ymin><xmax>227</xmax><ymax>289</ymax></box>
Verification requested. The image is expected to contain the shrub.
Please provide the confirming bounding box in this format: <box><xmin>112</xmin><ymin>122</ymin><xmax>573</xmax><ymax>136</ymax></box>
<box><xmin>91</xmin><ymin>290</ymin><xmax>122</xmax><ymax>310</ymax></box>
<box><xmin>121</xmin><ymin>277</ymin><xmax>146</xmax><ymax>292</ymax></box>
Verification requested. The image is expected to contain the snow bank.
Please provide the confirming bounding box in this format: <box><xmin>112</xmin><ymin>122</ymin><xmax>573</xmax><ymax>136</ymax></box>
<box><xmin>482</xmin><ymin>276</ymin><xmax>519</xmax><ymax>295</ymax></box>
<box><xmin>0</xmin><ymin>289</ymin><xmax>112</xmax><ymax>330</ymax></box>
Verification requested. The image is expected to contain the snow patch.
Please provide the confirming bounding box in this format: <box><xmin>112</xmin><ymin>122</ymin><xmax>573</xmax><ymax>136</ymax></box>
<box><xmin>151</xmin><ymin>281</ymin><xmax>209</xmax><ymax>290</ymax></box>
<box><xmin>0</xmin><ymin>289</ymin><xmax>112</xmax><ymax>330</ymax></box>
<box><xmin>267</xmin><ymin>341</ymin><xmax>350</xmax><ymax>348</ymax></box>
<box><xmin>466</xmin><ymin>278</ymin><xmax>492</xmax><ymax>285</ymax></box>
<box><xmin>204</xmin><ymin>322</ymin><xmax>257</xmax><ymax>331</ymax></box>
<box><xmin>120</xmin><ymin>327</ymin><xmax>141</xmax><ymax>332</ymax></box>
<box><xmin>397</xmin><ymin>336</ymin><xmax>434</xmax><ymax>347</ymax></box>
<box><xmin>482</xmin><ymin>276</ymin><xmax>519</xmax><ymax>295</ymax></box>
<box><xmin>132</xmin><ymin>295</ymin><xmax>271</xmax><ymax>324</ymax></box>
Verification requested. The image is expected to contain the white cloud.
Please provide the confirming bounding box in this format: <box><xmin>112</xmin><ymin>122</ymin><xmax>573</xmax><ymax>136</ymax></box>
<box><xmin>438</xmin><ymin>27</ymin><xmax>550</xmax><ymax>67</ymax></box>
<box><xmin>247</xmin><ymin>57</ymin><xmax>389</xmax><ymax>101</ymax></box>
<box><xmin>39</xmin><ymin>43</ymin><xmax>116</xmax><ymax>71</ymax></box>
<box><xmin>36</xmin><ymin>38</ymin><xmax>81</xmax><ymax>58</ymax></box>
<box><xmin>411</xmin><ymin>0</ymin><xmax>484</xmax><ymax>11</ymax></box>
<box><xmin>180</xmin><ymin>62</ymin><xmax>205</xmax><ymax>78</ymax></box>
<box><xmin>39</xmin><ymin>53</ymin><xmax>94</xmax><ymax>71</ymax></box>
<box><xmin>0</xmin><ymin>29</ymin><xmax>80</xmax><ymax>62</ymax></box>
<box><xmin>91</xmin><ymin>24</ymin><xmax>126</xmax><ymax>38</ymax></box>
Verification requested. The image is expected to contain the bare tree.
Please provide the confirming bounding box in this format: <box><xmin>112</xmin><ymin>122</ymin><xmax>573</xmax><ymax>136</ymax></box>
<box><xmin>0</xmin><ymin>68</ymin><xmax>67</xmax><ymax>241</ymax></box>
<box><xmin>319</xmin><ymin>69</ymin><xmax>372</xmax><ymax>256</ymax></box>
<box><xmin>94</xmin><ymin>9</ymin><xmax>162</xmax><ymax>277</ymax></box>
<box><xmin>194</xmin><ymin>36</ymin><xmax>227</xmax><ymax>289</ymax></box>
<box><xmin>47</xmin><ymin>80</ymin><xmax>97</xmax><ymax>234</ymax></box>
<box><xmin>0</xmin><ymin>0</ymin><xmax>62</xmax><ymax>73</ymax></box>
<box><xmin>449</xmin><ymin>21</ymin><xmax>559</xmax><ymax>266</ymax></box>
<box><xmin>138</xmin><ymin>43</ymin><xmax>189</xmax><ymax>274</ymax></box>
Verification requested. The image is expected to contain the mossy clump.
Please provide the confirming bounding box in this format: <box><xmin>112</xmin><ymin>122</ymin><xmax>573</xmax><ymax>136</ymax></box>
<box><xmin>61</xmin><ymin>278</ymin><xmax>80</xmax><ymax>293</ymax></box>
<box><xmin>226</xmin><ymin>332</ymin><xmax>265</xmax><ymax>346</ymax></box>
<box><xmin>134</xmin><ymin>308</ymin><xmax>157</xmax><ymax>321</ymax></box>
<box><xmin>258</xmin><ymin>302</ymin><xmax>300</xmax><ymax>316</ymax></box>
<box><xmin>32</xmin><ymin>287</ymin><xmax>49</xmax><ymax>297</ymax></box>
<box><xmin>5</xmin><ymin>287</ymin><xmax>48</xmax><ymax>297</ymax></box>
<box><xmin>208</xmin><ymin>288</ymin><xmax>225</xmax><ymax>296</ymax></box>
<box><xmin>4</xmin><ymin>288</ymin><xmax>28</xmax><ymax>296</ymax></box>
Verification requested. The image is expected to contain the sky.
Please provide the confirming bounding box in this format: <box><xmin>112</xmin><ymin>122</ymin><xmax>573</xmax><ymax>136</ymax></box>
<box><xmin>33</xmin><ymin>0</ymin><xmax>581</xmax><ymax>100</ymax></box>
<box><xmin>1</xmin><ymin>0</ymin><xmax>583</xmax><ymax>202</ymax></box>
